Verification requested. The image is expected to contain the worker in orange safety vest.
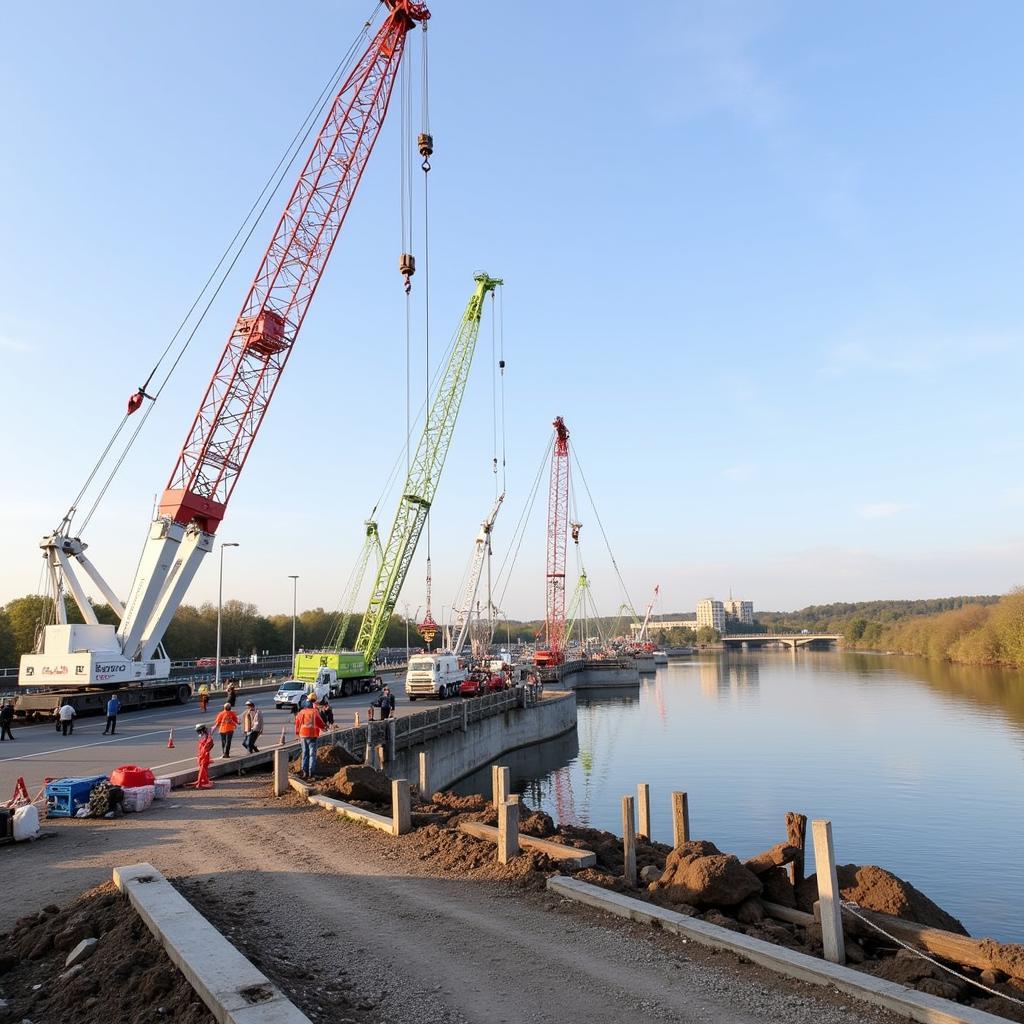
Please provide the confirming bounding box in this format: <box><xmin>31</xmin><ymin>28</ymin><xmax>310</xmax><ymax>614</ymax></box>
<box><xmin>191</xmin><ymin>724</ymin><xmax>215</xmax><ymax>789</ymax></box>
<box><xmin>213</xmin><ymin>703</ymin><xmax>239</xmax><ymax>758</ymax></box>
<box><xmin>294</xmin><ymin>700</ymin><xmax>326</xmax><ymax>780</ymax></box>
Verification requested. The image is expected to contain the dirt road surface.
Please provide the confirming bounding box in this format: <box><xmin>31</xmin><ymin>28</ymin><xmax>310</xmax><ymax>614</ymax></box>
<box><xmin>1</xmin><ymin>773</ymin><xmax>908</xmax><ymax>1024</ymax></box>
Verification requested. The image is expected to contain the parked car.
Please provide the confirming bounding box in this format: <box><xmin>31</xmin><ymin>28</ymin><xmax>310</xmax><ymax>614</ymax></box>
<box><xmin>458</xmin><ymin>670</ymin><xmax>509</xmax><ymax>697</ymax></box>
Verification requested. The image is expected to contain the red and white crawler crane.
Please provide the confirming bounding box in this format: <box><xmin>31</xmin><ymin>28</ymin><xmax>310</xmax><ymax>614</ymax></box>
<box><xmin>535</xmin><ymin>416</ymin><xmax>570</xmax><ymax>668</ymax></box>
<box><xmin>21</xmin><ymin>1</ymin><xmax>430</xmax><ymax>691</ymax></box>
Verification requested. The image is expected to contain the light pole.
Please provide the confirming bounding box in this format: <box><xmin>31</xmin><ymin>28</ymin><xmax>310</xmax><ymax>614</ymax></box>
<box><xmin>215</xmin><ymin>542</ymin><xmax>239</xmax><ymax>693</ymax></box>
<box><xmin>288</xmin><ymin>575</ymin><xmax>299</xmax><ymax>673</ymax></box>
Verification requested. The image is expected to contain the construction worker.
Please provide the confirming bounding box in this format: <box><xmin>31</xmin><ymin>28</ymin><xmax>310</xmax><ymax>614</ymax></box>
<box><xmin>198</xmin><ymin>683</ymin><xmax>209</xmax><ymax>713</ymax></box>
<box><xmin>225</xmin><ymin>681</ymin><xmax>238</xmax><ymax>708</ymax></box>
<box><xmin>213</xmin><ymin>702</ymin><xmax>239</xmax><ymax>758</ymax></box>
<box><xmin>294</xmin><ymin>699</ymin><xmax>326</xmax><ymax>780</ymax></box>
<box><xmin>191</xmin><ymin>724</ymin><xmax>214</xmax><ymax>789</ymax></box>
<box><xmin>0</xmin><ymin>699</ymin><xmax>14</xmax><ymax>741</ymax></box>
<box><xmin>58</xmin><ymin>700</ymin><xmax>76</xmax><ymax>736</ymax></box>
<box><xmin>102</xmin><ymin>692</ymin><xmax>122</xmax><ymax>735</ymax></box>
<box><xmin>241</xmin><ymin>700</ymin><xmax>264</xmax><ymax>753</ymax></box>
<box><xmin>374</xmin><ymin>685</ymin><xmax>396</xmax><ymax>721</ymax></box>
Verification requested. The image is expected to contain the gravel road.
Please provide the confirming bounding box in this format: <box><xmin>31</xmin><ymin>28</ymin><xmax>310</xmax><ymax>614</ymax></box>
<box><xmin>1</xmin><ymin>773</ymin><xmax>909</xmax><ymax>1024</ymax></box>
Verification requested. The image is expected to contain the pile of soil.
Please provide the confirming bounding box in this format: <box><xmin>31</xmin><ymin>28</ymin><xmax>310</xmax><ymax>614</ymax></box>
<box><xmin>0</xmin><ymin>883</ymin><xmax>213</xmax><ymax>1024</ymax></box>
<box><xmin>797</xmin><ymin>864</ymin><xmax>968</xmax><ymax>934</ymax></box>
<box><xmin>289</xmin><ymin>743</ymin><xmax>359</xmax><ymax>779</ymax></box>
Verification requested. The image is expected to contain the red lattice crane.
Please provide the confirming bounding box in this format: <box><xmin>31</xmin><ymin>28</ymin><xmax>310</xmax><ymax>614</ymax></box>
<box><xmin>536</xmin><ymin>416</ymin><xmax>570</xmax><ymax>668</ymax></box>
<box><xmin>24</xmin><ymin>1</ymin><xmax>430</xmax><ymax>688</ymax></box>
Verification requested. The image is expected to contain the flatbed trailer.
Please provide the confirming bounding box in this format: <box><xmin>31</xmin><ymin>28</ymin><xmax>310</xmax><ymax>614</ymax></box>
<box><xmin>13</xmin><ymin>680</ymin><xmax>193</xmax><ymax>721</ymax></box>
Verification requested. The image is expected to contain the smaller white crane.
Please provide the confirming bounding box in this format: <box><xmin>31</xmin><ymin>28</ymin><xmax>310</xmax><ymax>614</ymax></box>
<box><xmin>636</xmin><ymin>584</ymin><xmax>660</xmax><ymax>644</ymax></box>
<box><xmin>450</xmin><ymin>493</ymin><xmax>504</xmax><ymax>656</ymax></box>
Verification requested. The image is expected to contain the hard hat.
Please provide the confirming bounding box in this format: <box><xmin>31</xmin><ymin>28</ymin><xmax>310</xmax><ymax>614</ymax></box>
<box><xmin>195</xmin><ymin>723</ymin><xmax>206</xmax><ymax>733</ymax></box>
<box><xmin>223</xmin><ymin>703</ymin><xmax>231</xmax><ymax>709</ymax></box>
<box><xmin>245</xmin><ymin>700</ymin><xmax>255</xmax><ymax>707</ymax></box>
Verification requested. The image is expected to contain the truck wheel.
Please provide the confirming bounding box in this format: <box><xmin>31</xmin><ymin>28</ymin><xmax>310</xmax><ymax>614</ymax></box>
<box><xmin>176</xmin><ymin>685</ymin><xmax>191</xmax><ymax>704</ymax></box>
<box><xmin>409</xmin><ymin>696</ymin><xmax>417</xmax><ymax>702</ymax></box>
<box><xmin>342</xmin><ymin>680</ymin><xmax>354</xmax><ymax>698</ymax></box>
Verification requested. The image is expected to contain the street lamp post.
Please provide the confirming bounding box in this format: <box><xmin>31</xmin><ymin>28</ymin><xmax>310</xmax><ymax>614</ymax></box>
<box><xmin>215</xmin><ymin>542</ymin><xmax>240</xmax><ymax>693</ymax></box>
<box><xmin>288</xmin><ymin>575</ymin><xmax>299</xmax><ymax>673</ymax></box>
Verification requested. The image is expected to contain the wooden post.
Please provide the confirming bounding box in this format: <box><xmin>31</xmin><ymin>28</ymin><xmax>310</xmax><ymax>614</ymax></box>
<box><xmin>811</xmin><ymin>819</ymin><xmax>845</xmax><ymax>965</ymax></box>
<box><xmin>785</xmin><ymin>811</ymin><xmax>808</xmax><ymax>886</ymax></box>
<box><xmin>392</xmin><ymin>779</ymin><xmax>411</xmax><ymax>836</ymax></box>
<box><xmin>498</xmin><ymin>798</ymin><xmax>519</xmax><ymax>863</ymax></box>
<box><xmin>354</xmin><ymin>712</ymin><xmax>360</xmax><ymax>727</ymax></box>
<box><xmin>621</xmin><ymin>795</ymin><xmax>637</xmax><ymax>887</ymax></box>
<box><xmin>671</xmin><ymin>791</ymin><xmax>690</xmax><ymax>847</ymax></box>
<box><xmin>636</xmin><ymin>783</ymin><xmax>651</xmax><ymax>841</ymax></box>
<box><xmin>492</xmin><ymin>765</ymin><xmax>510</xmax><ymax>808</ymax></box>
<box><xmin>273</xmin><ymin>747</ymin><xmax>288</xmax><ymax>797</ymax></box>
<box><xmin>374</xmin><ymin>743</ymin><xmax>386</xmax><ymax>770</ymax></box>
<box><xmin>418</xmin><ymin>751</ymin><xmax>430</xmax><ymax>798</ymax></box>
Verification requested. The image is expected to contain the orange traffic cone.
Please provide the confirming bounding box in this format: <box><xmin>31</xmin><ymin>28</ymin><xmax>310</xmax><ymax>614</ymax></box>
<box><xmin>167</xmin><ymin>729</ymin><xmax>174</xmax><ymax>749</ymax></box>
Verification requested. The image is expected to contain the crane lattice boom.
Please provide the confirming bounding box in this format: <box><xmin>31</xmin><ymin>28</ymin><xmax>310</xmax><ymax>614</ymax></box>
<box><xmin>543</xmin><ymin>416</ymin><xmax>570</xmax><ymax>664</ymax></box>
<box><xmin>355</xmin><ymin>272</ymin><xmax>502</xmax><ymax>662</ymax></box>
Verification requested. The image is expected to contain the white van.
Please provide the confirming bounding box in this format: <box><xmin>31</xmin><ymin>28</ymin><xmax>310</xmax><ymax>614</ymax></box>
<box><xmin>405</xmin><ymin>654</ymin><xmax>467</xmax><ymax>700</ymax></box>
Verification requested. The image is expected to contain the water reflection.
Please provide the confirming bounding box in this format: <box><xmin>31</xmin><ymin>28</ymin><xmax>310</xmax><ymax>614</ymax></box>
<box><xmin>499</xmin><ymin>651</ymin><xmax>1024</xmax><ymax>942</ymax></box>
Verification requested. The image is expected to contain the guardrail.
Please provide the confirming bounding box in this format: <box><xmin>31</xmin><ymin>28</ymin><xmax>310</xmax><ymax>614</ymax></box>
<box><xmin>319</xmin><ymin>686</ymin><xmax>539</xmax><ymax>763</ymax></box>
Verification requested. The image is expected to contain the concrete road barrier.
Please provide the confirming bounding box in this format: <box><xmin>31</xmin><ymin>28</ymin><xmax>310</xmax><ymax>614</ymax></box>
<box><xmin>547</xmin><ymin>876</ymin><xmax>1007</xmax><ymax>1024</ymax></box>
<box><xmin>114</xmin><ymin>862</ymin><xmax>311</xmax><ymax>1024</ymax></box>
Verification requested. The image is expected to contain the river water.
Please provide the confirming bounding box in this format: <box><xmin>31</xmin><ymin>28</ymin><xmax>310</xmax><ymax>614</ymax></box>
<box><xmin>455</xmin><ymin>650</ymin><xmax>1024</xmax><ymax>942</ymax></box>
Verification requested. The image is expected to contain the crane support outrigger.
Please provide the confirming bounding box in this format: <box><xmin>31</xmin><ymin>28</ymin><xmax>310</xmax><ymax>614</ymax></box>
<box><xmin>20</xmin><ymin>1</ymin><xmax>430</xmax><ymax>698</ymax></box>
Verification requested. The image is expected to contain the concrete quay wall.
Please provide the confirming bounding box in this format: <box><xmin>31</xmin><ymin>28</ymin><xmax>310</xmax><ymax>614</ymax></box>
<box><xmin>390</xmin><ymin>691</ymin><xmax>578</xmax><ymax>791</ymax></box>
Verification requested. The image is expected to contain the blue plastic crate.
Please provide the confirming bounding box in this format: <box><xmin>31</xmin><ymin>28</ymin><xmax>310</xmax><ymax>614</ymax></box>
<box><xmin>45</xmin><ymin>775</ymin><xmax>108</xmax><ymax>817</ymax></box>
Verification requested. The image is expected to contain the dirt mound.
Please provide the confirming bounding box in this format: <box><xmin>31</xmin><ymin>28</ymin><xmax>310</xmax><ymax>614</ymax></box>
<box><xmin>428</xmin><ymin>792</ymin><xmax>490</xmax><ymax>813</ymax></box>
<box><xmin>797</xmin><ymin>864</ymin><xmax>967</xmax><ymax>934</ymax></box>
<box><xmin>319</xmin><ymin>764</ymin><xmax>391</xmax><ymax>804</ymax></box>
<box><xmin>0</xmin><ymin>883</ymin><xmax>213</xmax><ymax>1023</ymax></box>
<box><xmin>559</xmin><ymin>824</ymin><xmax>670</xmax><ymax>875</ymax></box>
<box><xmin>410</xmin><ymin>823</ymin><xmax>554</xmax><ymax>889</ymax></box>
<box><xmin>654</xmin><ymin>841</ymin><xmax>762</xmax><ymax>909</ymax></box>
<box><xmin>289</xmin><ymin>742</ymin><xmax>359</xmax><ymax>778</ymax></box>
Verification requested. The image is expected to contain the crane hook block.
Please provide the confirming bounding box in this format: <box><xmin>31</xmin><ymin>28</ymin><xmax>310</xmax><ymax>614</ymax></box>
<box><xmin>399</xmin><ymin>253</ymin><xmax>416</xmax><ymax>277</ymax></box>
<box><xmin>418</xmin><ymin>132</ymin><xmax>433</xmax><ymax>171</ymax></box>
<box><xmin>499</xmin><ymin>359</ymin><xmax>505</xmax><ymax>370</ymax></box>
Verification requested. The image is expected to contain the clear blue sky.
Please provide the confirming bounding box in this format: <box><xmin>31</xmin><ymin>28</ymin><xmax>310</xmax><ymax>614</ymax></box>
<box><xmin>2</xmin><ymin>1</ymin><xmax>1023</xmax><ymax>622</ymax></box>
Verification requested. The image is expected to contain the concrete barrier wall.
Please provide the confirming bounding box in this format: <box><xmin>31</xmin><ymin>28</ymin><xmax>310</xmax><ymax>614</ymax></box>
<box><xmin>390</xmin><ymin>690</ymin><xmax>577</xmax><ymax>792</ymax></box>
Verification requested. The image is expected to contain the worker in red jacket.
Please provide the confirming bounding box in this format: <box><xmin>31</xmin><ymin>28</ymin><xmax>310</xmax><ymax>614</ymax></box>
<box><xmin>191</xmin><ymin>724</ymin><xmax>215</xmax><ymax>789</ymax></box>
<box><xmin>294</xmin><ymin>700</ymin><xmax>326</xmax><ymax>780</ymax></box>
<box><xmin>213</xmin><ymin>703</ymin><xmax>239</xmax><ymax>758</ymax></box>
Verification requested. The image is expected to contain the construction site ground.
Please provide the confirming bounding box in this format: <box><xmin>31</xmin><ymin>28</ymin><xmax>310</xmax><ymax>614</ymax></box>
<box><xmin>1</xmin><ymin>771</ymin><xmax>912</xmax><ymax>1024</ymax></box>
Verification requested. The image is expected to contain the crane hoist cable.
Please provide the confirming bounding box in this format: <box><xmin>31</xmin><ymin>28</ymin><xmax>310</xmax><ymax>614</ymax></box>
<box><xmin>571</xmin><ymin>447</ymin><xmax>638</xmax><ymax>619</ymax></box>
<box><xmin>61</xmin><ymin>5</ymin><xmax>383</xmax><ymax>539</ymax></box>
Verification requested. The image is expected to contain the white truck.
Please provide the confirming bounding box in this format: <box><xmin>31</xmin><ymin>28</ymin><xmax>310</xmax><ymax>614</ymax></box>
<box><xmin>405</xmin><ymin>654</ymin><xmax>467</xmax><ymax>700</ymax></box>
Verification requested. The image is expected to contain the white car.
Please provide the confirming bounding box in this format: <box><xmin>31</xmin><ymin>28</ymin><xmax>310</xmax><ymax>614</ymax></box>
<box><xmin>274</xmin><ymin>680</ymin><xmax>328</xmax><ymax>711</ymax></box>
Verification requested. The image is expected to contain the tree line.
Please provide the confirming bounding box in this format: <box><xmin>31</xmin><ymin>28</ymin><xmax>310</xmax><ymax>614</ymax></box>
<box><xmin>0</xmin><ymin>594</ymin><xmax>419</xmax><ymax>665</ymax></box>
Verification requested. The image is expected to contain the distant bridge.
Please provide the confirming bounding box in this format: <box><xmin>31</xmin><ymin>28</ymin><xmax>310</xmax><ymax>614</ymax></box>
<box><xmin>720</xmin><ymin>633</ymin><xmax>842</xmax><ymax>650</ymax></box>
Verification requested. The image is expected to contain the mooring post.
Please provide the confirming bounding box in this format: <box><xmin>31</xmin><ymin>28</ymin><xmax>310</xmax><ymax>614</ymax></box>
<box><xmin>811</xmin><ymin>818</ymin><xmax>846</xmax><ymax>965</ymax></box>
<box><xmin>786</xmin><ymin>811</ymin><xmax>808</xmax><ymax>887</ymax></box>
<box><xmin>498</xmin><ymin>798</ymin><xmax>520</xmax><ymax>864</ymax></box>
<box><xmin>273</xmin><ymin>747</ymin><xmax>288</xmax><ymax>797</ymax></box>
<box><xmin>418</xmin><ymin>751</ymin><xmax>430</xmax><ymax>798</ymax></box>
<box><xmin>621</xmin><ymin>795</ymin><xmax>637</xmax><ymax>887</ymax></box>
<box><xmin>392</xmin><ymin>779</ymin><xmax>411</xmax><ymax>836</ymax></box>
<box><xmin>374</xmin><ymin>743</ymin><xmax>386</xmax><ymax>770</ymax></box>
<box><xmin>636</xmin><ymin>783</ymin><xmax>652</xmax><ymax>841</ymax></box>
<box><xmin>671</xmin><ymin>791</ymin><xmax>690</xmax><ymax>847</ymax></box>
<box><xmin>492</xmin><ymin>765</ymin><xmax>510</xmax><ymax>808</ymax></box>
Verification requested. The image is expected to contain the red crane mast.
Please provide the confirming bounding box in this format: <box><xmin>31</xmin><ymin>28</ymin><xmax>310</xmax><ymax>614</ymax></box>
<box><xmin>163</xmin><ymin>0</ymin><xmax>430</xmax><ymax>533</ymax></box>
<box><xmin>539</xmin><ymin>416</ymin><xmax>570</xmax><ymax>667</ymax></box>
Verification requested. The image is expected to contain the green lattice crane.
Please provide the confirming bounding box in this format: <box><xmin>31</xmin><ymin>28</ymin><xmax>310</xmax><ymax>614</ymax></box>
<box><xmin>356</xmin><ymin>271</ymin><xmax>502</xmax><ymax>661</ymax></box>
<box><xmin>329</xmin><ymin>520</ymin><xmax>383</xmax><ymax>650</ymax></box>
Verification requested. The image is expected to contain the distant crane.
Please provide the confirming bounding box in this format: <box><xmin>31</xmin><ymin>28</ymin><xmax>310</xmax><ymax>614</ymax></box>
<box><xmin>325</xmin><ymin>521</ymin><xmax>382</xmax><ymax>651</ymax></box>
<box><xmin>22</xmin><ymin>1</ymin><xmax>430</xmax><ymax>692</ymax></box>
<box><xmin>451</xmin><ymin>493</ymin><xmax>505</xmax><ymax>656</ymax></box>
<box><xmin>635</xmin><ymin>585</ymin><xmax>660</xmax><ymax>646</ymax></box>
<box><xmin>536</xmin><ymin>416</ymin><xmax>570</xmax><ymax>668</ymax></box>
